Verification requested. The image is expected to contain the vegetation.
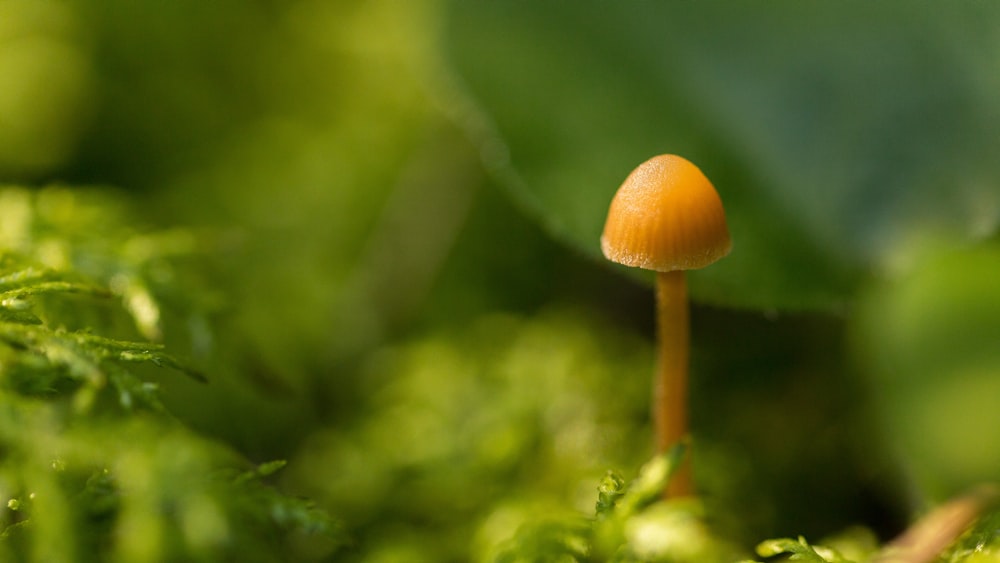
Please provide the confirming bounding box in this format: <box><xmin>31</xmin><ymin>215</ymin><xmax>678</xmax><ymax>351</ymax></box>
<box><xmin>1</xmin><ymin>1</ymin><xmax>999</xmax><ymax>562</ymax></box>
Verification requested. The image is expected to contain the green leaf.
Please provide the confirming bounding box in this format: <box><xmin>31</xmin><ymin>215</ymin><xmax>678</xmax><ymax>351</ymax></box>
<box><xmin>615</xmin><ymin>444</ymin><xmax>687</xmax><ymax>518</ymax></box>
<box><xmin>853</xmin><ymin>239</ymin><xmax>1000</xmax><ymax>499</ymax></box>
<box><xmin>756</xmin><ymin>536</ymin><xmax>853</xmax><ymax>562</ymax></box>
<box><xmin>440</xmin><ymin>1</ymin><xmax>1000</xmax><ymax>310</ymax></box>
<box><xmin>941</xmin><ymin>499</ymin><xmax>1000</xmax><ymax>562</ymax></box>
<box><xmin>596</xmin><ymin>471</ymin><xmax>626</xmax><ymax>518</ymax></box>
<box><xmin>0</xmin><ymin>213</ymin><xmax>206</xmax><ymax>410</ymax></box>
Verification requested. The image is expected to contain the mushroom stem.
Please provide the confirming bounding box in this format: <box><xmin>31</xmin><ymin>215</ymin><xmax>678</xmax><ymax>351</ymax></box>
<box><xmin>655</xmin><ymin>270</ymin><xmax>693</xmax><ymax>497</ymax></box>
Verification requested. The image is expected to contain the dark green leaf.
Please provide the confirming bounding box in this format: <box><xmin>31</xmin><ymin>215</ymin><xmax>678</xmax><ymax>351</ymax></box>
<box><xmin>441</xmin><ymin>1</ymin><xmax>1000</xmax><ymax>310</ymax></box>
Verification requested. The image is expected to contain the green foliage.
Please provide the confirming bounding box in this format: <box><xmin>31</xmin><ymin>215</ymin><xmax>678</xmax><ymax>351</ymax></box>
<box><xmin>596</xmin><ymin>472</ymin><xmax>627</xmax><ymax>519</ymax></box>
<box><xmin>2</xmin><ymin>1</ymin><xmax>1000</xmax><ymax>562</ymax></box>
<box><xmin>853</xmin><ymin>239</ymin><xmax>1000</xmax><ymax>499</ymax></box>
<box><xmin>0</xmin><ymin>0</ymin><xmax>93</xmax><ymax>177</ymax></box>
<box><xmin>0</xmin><ymin>249</ymin><xmax>197</xmax><ymax>411</ymax></box>
<box><xmin>0</xmin><ymin>186</ymin><xmax>212</xmax><ymax>345</ymax></box>
<box><xmin>0</xmin><ymin>187</ymin><xmax>340</xmax><ymax>562</ymax></box>
<box><xmin>441</xmin><ymin>0</ymin><xmax>1000</xmax><ymax>310</ymax></box>
<box><xmin>493</xmin><ymin>464</ymin><xmax>1000</xmax><ymax>563</ymax></box>
<box><xmin>736</xmin><ymin>496</ymin><xmax>1000</xmax><ymax>563</ymax></box>
<box><xmin>746</xmin><ymin>537</ymin><xmax>853</xmax><ymax>563</ymax></box>
<box><xmin>0</xmin><ymin>404</ymin><xmax>341</xmax><ymax>563</ymax></box>
<box><xmin>493</xmin><ymin>447</ymin><xmax>742</xmax><ymax>563</ymax></box>
<box><xmin>286</xmin><ymin>309</ymin><xmax>655</xmax><ymax>561</ymax></box>
<box><xmin>945</xmin><ymin>507</ymin><xmax>1000</xmax><ymax>563</ymax></box>
<box><xmin>436</xmin><ymin>4</ymin><xmax>1000</xmax><ymax>555</ymax></box>
<box><xmin>494</xmin><ymin>519</ymin><xmax>592</xmax><ymax>563</ymax></box>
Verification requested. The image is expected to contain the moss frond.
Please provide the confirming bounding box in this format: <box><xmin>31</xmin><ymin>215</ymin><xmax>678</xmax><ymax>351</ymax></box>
<box><xmin>0</xmin><ymin>186</ymin><xmax>340</xmax><ymax>562</ymax></box>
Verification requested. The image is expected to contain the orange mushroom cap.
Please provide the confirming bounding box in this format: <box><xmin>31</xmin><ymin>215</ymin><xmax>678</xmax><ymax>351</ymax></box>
<box><xmin>601</xmin><ymin>154</ymin><xmax>731</xmax><ymax>271</ymax></box>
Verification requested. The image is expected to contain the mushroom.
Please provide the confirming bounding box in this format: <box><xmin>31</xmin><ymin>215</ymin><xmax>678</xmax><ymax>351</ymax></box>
<box><xmin>601</xmin><ymin>154</ymin><xmax>732</xmax><ymax>497</ymax></box>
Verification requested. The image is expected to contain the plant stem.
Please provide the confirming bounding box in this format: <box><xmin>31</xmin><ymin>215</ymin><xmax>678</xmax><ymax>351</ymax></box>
<box><xmin>655</xmin><ymin>270</ymin><xmax>692</xmax><ymax>497</ymax></box>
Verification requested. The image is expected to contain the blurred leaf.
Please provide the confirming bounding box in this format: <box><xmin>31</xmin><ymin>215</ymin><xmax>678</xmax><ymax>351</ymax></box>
<box><xmin>853</xmin><ymin>238</ymin><xmax>1000</xmax><ymax>499</ymax></box>
<box><xmin>440</xmin><ymin>1</ymin><xmax>1000</xmax><ymax>310</ymax></box>
<box><xmin>494</xmin><ymin>519</ymin><xmax>591</xmax><ymax>563</ymax></box>
<box><xmin>0</xmin><ymin>0</ymin><xmax>95</xmax><ymax>178</ymax></box>
<box><xmin>288</xmin><ymin>308</ymin><xmax>655</xmax><ymax>561</ymax></box>
<box><xmin>63</xmin><ymin>0</ymin><xmax>465</xmax><ymax>405</ymax></box>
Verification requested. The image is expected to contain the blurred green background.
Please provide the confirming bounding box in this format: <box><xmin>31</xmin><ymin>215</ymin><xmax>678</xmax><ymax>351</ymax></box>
<box><xmin>2</xmin><ymin>0</ymin><xmax>1000</xmax><ymax>560</ymax></box>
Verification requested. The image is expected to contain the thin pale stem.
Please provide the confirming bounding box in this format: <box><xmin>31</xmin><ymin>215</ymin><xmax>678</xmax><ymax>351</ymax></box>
<box><xmin>655</xmin><ymin>270</ymin><xmax>693</xmax><ymax>497</ymax></box>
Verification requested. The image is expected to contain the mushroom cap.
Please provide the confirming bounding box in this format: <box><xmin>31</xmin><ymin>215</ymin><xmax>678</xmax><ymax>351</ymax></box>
<box><xmin>601</xmin><ymin>154</ymin><xmax>731</xmax><ymax>271</ymax></box>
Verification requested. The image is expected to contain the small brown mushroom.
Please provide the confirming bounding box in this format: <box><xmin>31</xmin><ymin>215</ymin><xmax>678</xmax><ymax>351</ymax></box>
<box><xmin>602</xmin><ymin>154</ymin><xmax>732</xmax><ymax>497</ymax></box>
